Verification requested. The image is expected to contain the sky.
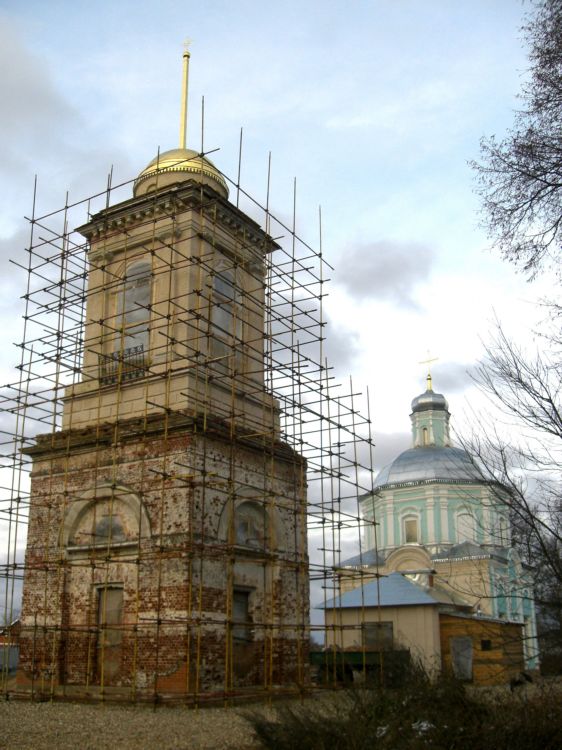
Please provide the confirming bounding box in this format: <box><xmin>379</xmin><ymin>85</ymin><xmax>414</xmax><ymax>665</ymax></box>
<box><xmin>0</xmin><ymin>3</ymin><xmax>554</xmax><ymax>509</ymax></box>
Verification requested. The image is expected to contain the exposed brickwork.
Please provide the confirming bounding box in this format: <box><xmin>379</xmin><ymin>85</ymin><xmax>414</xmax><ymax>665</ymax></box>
<box><xmin>18</xmin><ymin>414</ymin><xmax>309</xmax><ymax>699</ymax></box>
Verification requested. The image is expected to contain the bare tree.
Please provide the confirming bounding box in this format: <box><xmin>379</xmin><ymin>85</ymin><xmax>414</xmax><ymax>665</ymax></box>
<box><xmin>472</xmin><ymin>0</ymin><xmax>562</xmax><ymax>278</ymax></box>
<box><xmin>469</xmin><ymin>0</ymin><xmax>562</xmax><ymax>669</ymax></box>
<box><xmin>461</xmin><ymin>321</ymin><xmax>562</xmax><ymax>668</ymax></box>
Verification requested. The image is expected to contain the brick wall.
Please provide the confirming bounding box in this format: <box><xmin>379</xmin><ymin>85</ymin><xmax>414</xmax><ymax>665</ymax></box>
<box><xmin>18</xmin><ymin>415</ymin><xmax>309</xmax><ymax>698</ymax></box>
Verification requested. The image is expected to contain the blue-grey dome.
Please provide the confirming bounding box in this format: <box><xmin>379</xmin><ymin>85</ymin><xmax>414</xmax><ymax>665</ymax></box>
<box><xmin>411</xmin><ymin>388</ymin><xmax>448</xmax><ymax>414</ymax></box>
<box><xmin>374</xmin><ymin>446</ymin><xmax>484</xmax><ymax>490</ymax></box>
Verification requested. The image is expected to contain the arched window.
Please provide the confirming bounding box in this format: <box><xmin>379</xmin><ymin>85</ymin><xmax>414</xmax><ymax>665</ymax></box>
<box><xmin>117</xmin><ymin>261</ymin><xmax>151</xmax><ymax>353</ymax></box>
<box><xmin>422</xmin><ymin>427</ymin><xmax>429</xmax><ymax>446</ymax></box>
<box><xmin>403</xmin><ymin>515</ymin><xmax>419</xmax><ymax>544</ymax></box>
<box><xmin>457</xmin><ymin>512</ymin><xmax>475</xmax><ymax>543</ymax></box>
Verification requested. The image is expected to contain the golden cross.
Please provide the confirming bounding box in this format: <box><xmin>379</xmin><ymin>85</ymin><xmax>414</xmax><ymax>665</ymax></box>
<box><xmin>419</xmin><ymin>351</ymin><xmax>438</xmax><ymax>390</ymax></box>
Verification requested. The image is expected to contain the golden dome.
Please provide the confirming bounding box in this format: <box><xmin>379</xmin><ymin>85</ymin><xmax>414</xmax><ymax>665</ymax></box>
<box><xmin>134</xmin><ymin>148</ymin><xmax>229</xmax><ymax>198</ymax></box>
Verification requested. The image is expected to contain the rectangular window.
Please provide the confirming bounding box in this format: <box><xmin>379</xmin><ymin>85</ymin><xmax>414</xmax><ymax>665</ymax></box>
<box><xmin>364</xmin><ymin>621</ymin><xmax>393</xmax><ymax>650</ymax></box>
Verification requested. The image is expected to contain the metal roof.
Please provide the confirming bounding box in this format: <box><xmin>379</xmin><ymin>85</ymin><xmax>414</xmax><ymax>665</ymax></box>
<box><xmin>432</xmin><ymin>541</ymin><xmax>509</xmax><ymax>563</ymax></box>
<box><xmin>338</xmin><ymin>549</ymin><xmax>384</xmax><ymax>568</ymax></box>
<box><xmin>373</xmin><ymin>446</ymin><xmax>485</xmax><ymax>490</ymax></box>
<box><xmin>411</xmin><ymin>388</ymin><xmax>448</xmax><ymax>414</ymax></box>
<box><xmin>320</xmin><ymin>572</ymin><xmax>439</xmax><ymax>609</ymax></box>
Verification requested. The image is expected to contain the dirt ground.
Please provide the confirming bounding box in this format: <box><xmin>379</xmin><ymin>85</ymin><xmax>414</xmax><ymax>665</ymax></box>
<box><xmin>1</xmin><ymin>679</ymin><xmax>559</xmax><ymax>750</ymax></box>
<box><xmin>0</xmin><ymin>699</ymin><xmax>268</xmax><ymax>750</ymax></box>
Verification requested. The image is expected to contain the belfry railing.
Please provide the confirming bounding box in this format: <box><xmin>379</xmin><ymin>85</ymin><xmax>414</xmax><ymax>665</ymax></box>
<box><xmin>98</xmin><ymin>345</ymin><xmax>147</xmax><ymax>385</ymax></box>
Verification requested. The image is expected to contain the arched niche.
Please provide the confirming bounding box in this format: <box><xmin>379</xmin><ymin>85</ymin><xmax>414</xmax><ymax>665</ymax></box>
<box><xmin>62</xmin><ymin>483</ymin><xmax>152</xmax><ymax>552</ymax></box>
<box><xmin>217</xmin><ymin>492</ymin><xmax>287</xmax><ymax>554</ymax></box>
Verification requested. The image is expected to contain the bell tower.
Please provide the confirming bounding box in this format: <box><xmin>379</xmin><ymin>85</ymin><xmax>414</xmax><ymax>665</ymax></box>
<box><xmin>65</xmin><ymin>146</ymin><xmax>279</xmax><ymax>435</ymax></box>
<box><xmin>65</xmin><ymin>43</ymin><xmax>278</xmax><ymax>434</ymax></box>
<box><xmin>17</xmin><ymin>53</ymin><xmax>309</xmax><ymax>700</ymax></box>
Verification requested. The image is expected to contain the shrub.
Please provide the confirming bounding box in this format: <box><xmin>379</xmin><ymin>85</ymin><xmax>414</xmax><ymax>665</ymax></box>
<box><xmin>247</xmin><ymin>668</ymin><xmax>562</xmax><ymax>749</ymax></box>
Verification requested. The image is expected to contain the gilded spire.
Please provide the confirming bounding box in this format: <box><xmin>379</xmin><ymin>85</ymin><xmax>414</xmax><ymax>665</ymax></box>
<box><xmin>179</xmin><ymin>40</ymin><xmax>191</xmax><ymax>149</ymax></box>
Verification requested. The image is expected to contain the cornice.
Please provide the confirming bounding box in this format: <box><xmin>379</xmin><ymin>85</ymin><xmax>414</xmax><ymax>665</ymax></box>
<box><xmin>77</xmin><ymin>181</ymin><xmax>279</xmax><ymax>256</ymax></box>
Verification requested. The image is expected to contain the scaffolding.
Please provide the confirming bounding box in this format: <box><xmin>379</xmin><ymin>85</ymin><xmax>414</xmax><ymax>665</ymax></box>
<box><xmin>0</xmin><ymin>131</ymin><xmax>383</xmax><ymax>704</ymax></box>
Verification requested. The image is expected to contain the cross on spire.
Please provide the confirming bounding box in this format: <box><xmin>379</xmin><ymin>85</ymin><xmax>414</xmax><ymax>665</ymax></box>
<box><xmin>419</xmin><ymin>351</ymin><xmax>439</xmax><ymax>391</ymax></box>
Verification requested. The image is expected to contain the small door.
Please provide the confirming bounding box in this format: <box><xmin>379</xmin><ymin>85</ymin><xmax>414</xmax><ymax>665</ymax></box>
<box><xmin>450</xmin><ymin>636</ymin><xmax>473</xmax><ymax>681</ymax></box>
<box><xmin>96</xmin><ymin>586</ymin><xmax>123</xmax><ymax>685</ymax></box>
<box><xmin>232</xmin><ymin>589</ymin><xmax>258</xmax><ymax>685</ymax></box>
<box><xmin>232</xmin><ymin>590</ymin><xmax>251</xmax><ymax>643</ymax></box>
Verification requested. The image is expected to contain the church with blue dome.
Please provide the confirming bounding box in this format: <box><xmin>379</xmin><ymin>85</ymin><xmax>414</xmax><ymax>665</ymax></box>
<box><xmin>362</xmin><ymin>374</ymin><xmax>511</xmax><ymax>556</ymax></box>
<box><xmin>324</xmin><ymin>377</ymin><xmax>540</xmax><ymax>684</ymax></box>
